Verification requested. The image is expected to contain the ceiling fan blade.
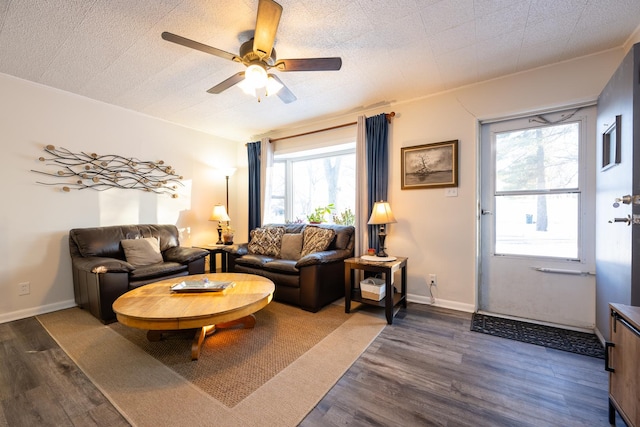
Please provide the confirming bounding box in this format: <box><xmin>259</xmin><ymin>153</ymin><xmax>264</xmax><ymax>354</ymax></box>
<box><xmin>207</xmin><ymin>72</ymin><xmax>245</xmax><ymax>94</ymax></box>
<box><xmin>162</xmin><ymin>31</ymin><xmax>239</xmax><ymax>62</ymax></box>
<box><xmin>253</xmin><ymin>0</ymin><xmax>282</xmax><ymax>60</ymax></box>
<box><xmin>269</xmin><ymin>74</ymin><xmax>296</xmax><ymax>103</ymax></box>
<box><xmin>275</xmin><ymin>57</ymin><xmax>342</xmax><ymax>72</ymax></box>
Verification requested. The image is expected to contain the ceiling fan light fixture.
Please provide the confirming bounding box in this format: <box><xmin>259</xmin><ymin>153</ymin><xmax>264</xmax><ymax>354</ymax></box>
<box><xmin>236</xmin><ymin>79</ymin><xmax>256</xmax><ymax>96</ymax></box>
<box><xmin>245</xmin><ymin>63</ymin><xmax>268</xmax><ymax>88</ymax></box>
<box><xmin>162</xmin><ymin>0</ymin><xmax>342</xmax><ymax>103</ymax></box>
<box><xmin>266</xmin><ymin>74</ymin><xmax>283</xmax><ymax>95</ymax></box>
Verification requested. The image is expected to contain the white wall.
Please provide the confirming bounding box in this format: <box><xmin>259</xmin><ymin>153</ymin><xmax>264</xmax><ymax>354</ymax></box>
<box><xmin>0</xmin><ymin>73</ymin><xmax>244</xmax><ymax>322</ymax></box>
<box><xmin>390</xmin><ymin>50</ymin><xmax>624</xmax><ymax>316</ymax></box>
<box><xmin>1</xmin><ymin>47</ymin><xmax>628</xmax><ymax>325</ymax></box>
<box><xmin>266</xmin><ymin>48</ymin><xmax>626</xmax><ymax>322</ymax></box>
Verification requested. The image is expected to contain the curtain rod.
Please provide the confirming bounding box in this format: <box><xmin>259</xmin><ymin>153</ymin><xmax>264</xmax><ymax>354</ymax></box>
<box><xmin>269</xmin><ymin>112</ymin><xmax>395</xmax><ymax>143</ymax></box>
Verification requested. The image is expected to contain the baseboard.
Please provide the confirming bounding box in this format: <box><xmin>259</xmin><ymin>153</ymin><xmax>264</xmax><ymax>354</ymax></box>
<box><xmin>594</xmin><ymin>327</ymin><xmax>606</xmax><ymax>346</ymax></box>
<box><xmin>407</xmin><ymin>293</ymin><xmax>475</xmax><ymax>313</ymax></box>
<box><xmin>0</xmin><ymin>299</ymin><xmax>77</xmax><ymax>324</ymax></box>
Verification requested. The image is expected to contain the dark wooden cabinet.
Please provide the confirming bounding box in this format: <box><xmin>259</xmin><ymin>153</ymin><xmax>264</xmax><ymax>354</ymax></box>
<box><xmin>607</xmin><ymin>303</ymin><xmax>640</xmax><ymax>426</ymax></box>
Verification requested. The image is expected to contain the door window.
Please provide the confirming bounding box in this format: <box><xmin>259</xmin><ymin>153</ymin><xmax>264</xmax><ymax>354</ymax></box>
<box><xmin>494</xmin><ymin>122</ymin><xmax>581</xmax><ymax>259</ymax></box>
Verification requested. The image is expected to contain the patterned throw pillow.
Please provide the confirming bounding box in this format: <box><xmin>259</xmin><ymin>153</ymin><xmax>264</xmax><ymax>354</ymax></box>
<box><xmin>248</xmin><ymin>226</ymin><xmax>285</xmax><ymax>257</ymax></box>
<box><xmin>300</xmin><ymin>226</ymin><xmax>335</xmax><ymax>257</ymax></box>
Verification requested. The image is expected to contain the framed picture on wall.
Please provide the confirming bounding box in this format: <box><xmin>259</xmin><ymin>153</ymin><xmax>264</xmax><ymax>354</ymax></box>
<box><xmin>401</xmin><ymin>140</ymin><xmax>458</xmax><ymax>189</ymax></box>
<box><xmin>602</xmin><ymin>115</ymin><xmax>621</xmax><ymax>171</ymax></box>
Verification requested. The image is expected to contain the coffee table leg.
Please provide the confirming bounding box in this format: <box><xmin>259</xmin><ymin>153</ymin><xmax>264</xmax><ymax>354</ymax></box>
<box><xmin>190</xmin><ymin>315</ymin><xmax>257</xmax><ymax>360</ymax></box>
<box><xmin>192</xmin><ymin>325</ymin><xmax>216</xmax><ymax>361</ymax></box>
<box><xmin>147</xmin><ymin>330</ymin><xmax>163</xmax><ymax>342</ymax></box>
<box><xmin>216</xmin><ymin>314</ymin><xmax>256</xmax><ymax>329</ymax></box>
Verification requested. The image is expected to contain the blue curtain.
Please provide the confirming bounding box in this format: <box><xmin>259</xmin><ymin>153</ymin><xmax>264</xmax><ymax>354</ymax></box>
<box><xmin>247</xmin><ymin>142</ymin><xmax>261</xmax><ymax>233</ymax></box>
<box><xmin>366</xmin><ymin>113</ymin><xmax>389</xmax><ymax>250</ymax></box>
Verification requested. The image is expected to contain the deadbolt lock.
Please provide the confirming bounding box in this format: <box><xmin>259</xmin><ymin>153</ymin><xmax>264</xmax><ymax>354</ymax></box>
<box><xmin>613</xmin><ymin>195</ymin><xmax>640</xmax><ymax>207</ymax></box>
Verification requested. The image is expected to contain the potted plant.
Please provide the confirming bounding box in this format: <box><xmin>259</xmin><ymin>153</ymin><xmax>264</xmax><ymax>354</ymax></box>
<box><xmin>333</xmin><ymin>208</ymin><xmax>355</xmax><ymax>226</ymax></box>
<box><xmin>306</xmin><ymin>204</ymin><xmax>335</xmax><ymax>224</ymax></box>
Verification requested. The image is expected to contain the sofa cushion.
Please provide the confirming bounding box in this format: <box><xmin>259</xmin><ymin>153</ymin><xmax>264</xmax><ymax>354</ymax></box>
<box><xmin>263</xmin><ymin>259</ymin><xmax>299</xmax><ymax>274</ymax></box>
<box><xmin>121</xmin><ymin>237</ymin><xmax>163</xmax><ymax>266</ymax></box>
<box><xmin>301</xmin><ymin>226</ymin><xmax>336</xmax><ymax>257</ymax></box>
<box><xmin>235</xmin><ymin>254</ymin><xmax>275</xmax><ymax>268</ymax></box>
<box><xmin>248</xmin><ymin>226</ymin><xmax>285</xmax><ymax>257</ymax></box>
<box><xmin>72</xmin><ymin>227</ymin><xmax>128</xmax><ymax>258</ymax></box>
<box><xmin>280</xmin><ymin>233</ymin><xmax>303</xmax><ymax>260</ymax></box>
<box><xmin>129</xmin><ymin>261</ymin><xmax>187</xmax><ymax>281</ymax></box>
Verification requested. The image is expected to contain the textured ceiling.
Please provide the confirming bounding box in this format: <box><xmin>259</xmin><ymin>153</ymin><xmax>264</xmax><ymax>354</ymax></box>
<box><xmin>1</xmin><ymin>0</ymin><xmax>639</xmax><ymax>141</ymax></box>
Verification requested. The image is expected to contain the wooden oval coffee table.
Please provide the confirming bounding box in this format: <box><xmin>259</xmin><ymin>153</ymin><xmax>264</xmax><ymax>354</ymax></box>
<box><xmin>112</xmin><ymin>273</ymin><xmax>274</xmax><ymax>360</ymax></box>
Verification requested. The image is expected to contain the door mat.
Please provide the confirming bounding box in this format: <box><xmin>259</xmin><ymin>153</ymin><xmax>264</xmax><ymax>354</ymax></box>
<box><xmin>471</xmin><ymin>313</ymin><xmax>604</xmax><ymax>359</ymax></box>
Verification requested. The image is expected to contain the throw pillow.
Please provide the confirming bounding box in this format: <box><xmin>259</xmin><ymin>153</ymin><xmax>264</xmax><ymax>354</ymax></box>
<box><xmin>301</xmin><ymin>226</ymin><xmax>335</xmax><ymax>257</ymax></box>
<box><xmin>121</xmin><ymin>237</ymin><xmax>163</xmax><ymax>267</ymax></box>
<box><xmin>248</xmin><ymin>226</ymin><xmax>285</xmax><ymax>257</ymax></box>
<box><xmin>280</xmin><ymin>233</ymin><xmax>303</xmax><ymax>260</ymax></box>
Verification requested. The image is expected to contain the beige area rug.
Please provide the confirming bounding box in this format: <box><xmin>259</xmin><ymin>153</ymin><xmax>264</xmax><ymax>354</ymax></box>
<box><xmin>109</xmin><ymin>302</ymin><xmax>354</xmax><ymax>407</ymax></box>
<box><xmin>37</xmin><ymin>301</ymin><xmax>385</xmax><ymax>427</ymax></box>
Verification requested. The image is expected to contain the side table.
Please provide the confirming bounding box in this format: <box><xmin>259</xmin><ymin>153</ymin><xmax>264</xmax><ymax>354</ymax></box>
<box><xmin>344</xmin><ymin>256</ymin><xmax>407</xmax><ymax>324</ymax></box>
<box><xmin>193</xmin><ymin>244</ymin><xmax>228</xmax><ymax>273</ymax></box>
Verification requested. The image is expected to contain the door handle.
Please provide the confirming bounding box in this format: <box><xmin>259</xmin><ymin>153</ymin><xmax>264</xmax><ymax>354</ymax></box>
<box><xmin>481</xmin><ymin>209</ymin><xmax>492</xmax><ymax>215</ymax></box>
<box><xmin>608</xmin><ymin>215</ymin><xmax>631</xmax><ymax>225</ymax></box>
<box><xmin>605</xmin><ymin>341</ymin><xmax>615</xmax><ymax>372</ymax></box>
<box><xmin>608</xmin><ymin>215</ymin><xmax>640</xmax><ymax>226</ymax></box>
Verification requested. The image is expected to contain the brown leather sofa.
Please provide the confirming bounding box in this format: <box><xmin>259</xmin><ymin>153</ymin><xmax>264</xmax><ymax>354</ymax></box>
<box><xmin>225</xmin><ymin>223</ymin><xmax>355</xmax><ymax>312</ymax></box>
<box><xmin>69</xmin><ymin>224</ymin><xmax>208</xmax><ymax>323</ymax></box>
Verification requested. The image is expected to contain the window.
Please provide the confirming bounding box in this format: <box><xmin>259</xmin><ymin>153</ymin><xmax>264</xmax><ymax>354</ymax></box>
<box><xmin>266</xmin><ymin>143</ymin><xmax>355</xmax><ymax>224</ymax></box>
<box><xmin>493</xmin><ymin>121</ymin><xmax>581</xmax><ymax>259</ymax></box>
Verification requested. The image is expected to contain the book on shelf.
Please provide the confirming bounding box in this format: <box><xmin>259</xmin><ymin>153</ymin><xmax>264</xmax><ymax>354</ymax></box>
<box><xmin>170</xmin><ymin>279</ymin><xmax>235</xmax><ymax>293</ymax></box>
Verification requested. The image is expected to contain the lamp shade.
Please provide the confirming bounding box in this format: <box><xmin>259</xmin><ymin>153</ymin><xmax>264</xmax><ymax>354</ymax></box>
<box><xmin>266</xmin><ymin>75</ymin><xmax>283</xmax><ymax>95</ymax></box>
<box><xmin>245</xmin><ymin>63</ymin><xmax>268</xmax><ymax>88</ymax></box>
<box><xmin>368</xmin><ymin>201</ymin><xmax>397</xmax><ymax>225</ymax></box>
<box><xmin>219</xmin><ymin>167</ymin><xmax>237</xmax><ymax>177</ymax></box>
<box><xmin>209</xmin><ymin>204</ymin><xmax>230</xmax><ymax>222</ymax></box>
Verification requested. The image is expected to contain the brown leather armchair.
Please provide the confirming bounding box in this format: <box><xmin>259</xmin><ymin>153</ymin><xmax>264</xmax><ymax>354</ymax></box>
<box><xmin>69</xmin><ymin>224</ymin><xmax>208</xmax><ymax>323</ymax></box>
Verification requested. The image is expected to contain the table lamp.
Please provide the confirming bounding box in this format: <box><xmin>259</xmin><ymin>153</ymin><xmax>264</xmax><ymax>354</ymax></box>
<box><xmin>209</xmin><ymin>204</ymin><xmax>230</xmax><ymax>244</ymax></box>
<box><xmin>367</xmin><ymin>201</ymin><xmax>397</xmax><ymax>257</ymax></box>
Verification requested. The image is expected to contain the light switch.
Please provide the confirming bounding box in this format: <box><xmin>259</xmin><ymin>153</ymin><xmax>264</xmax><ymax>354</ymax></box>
<box><xmin>445</xmin><ymin>188</ymin><xmax>458</xmax><ymax>197</ymax></box>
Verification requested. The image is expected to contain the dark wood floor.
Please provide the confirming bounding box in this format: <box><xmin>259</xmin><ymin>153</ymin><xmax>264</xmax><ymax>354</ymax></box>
<box><xmin>0</xmin><ymin>316</ymin><xmax>129</xmax><ymax>426</ymax></box>
<box><xmin>302</xmin><ymin>303</ymin><xmax>618</xmax><ymax>427</ymax></box>
<box><xmin>0</xmin><ymin>304</ymin><xmax>618</xmax><ymax>426</ymax></box>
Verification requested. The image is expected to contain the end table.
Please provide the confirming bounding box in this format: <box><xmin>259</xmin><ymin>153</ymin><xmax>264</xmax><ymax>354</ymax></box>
<box><xmin>344</xmin><ymin>256</ymin><xmax>407</xmax><ymax>324</ymax></box>
<box><xmin>193</xmin><ymin>244</ymin><xmax>228</xmax><ymax>273</ymax></box>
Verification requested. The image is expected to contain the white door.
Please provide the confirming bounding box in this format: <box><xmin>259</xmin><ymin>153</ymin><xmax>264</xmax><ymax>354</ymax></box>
<box><xmin>479</xmin><ymin>106</ymin><xmax>597</xmax><ymax>329</ymax></box>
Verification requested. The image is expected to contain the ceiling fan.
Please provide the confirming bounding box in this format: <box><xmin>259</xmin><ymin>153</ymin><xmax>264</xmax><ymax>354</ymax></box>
<box><xmin>161</xmin><ymin>0</ymin><xmax>342</xmax><ymax>103</ymax></box>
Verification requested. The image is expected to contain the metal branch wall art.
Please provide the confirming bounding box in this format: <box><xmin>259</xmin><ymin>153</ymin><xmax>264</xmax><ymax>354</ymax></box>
<box><xmin>32</xmin><ymin>145</ymin><xmax>184</xmax><ymax>197</ymax></box>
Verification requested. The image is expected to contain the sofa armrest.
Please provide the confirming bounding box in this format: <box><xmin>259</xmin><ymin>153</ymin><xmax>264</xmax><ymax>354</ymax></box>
<box><xmin>224</xmin><ymin>243</ymin><xmax>248</xmax><ymax>257</ymax></box>
<box><xmin>296</xmin><ymin>249</ymin><xmax>352</xmax><ymax>268</ymax></box>
<box><xmin>72</xmin><ymin>256</ymin><xmax>134</xmax><ymax>274</ymax></box>
<box><xmin>163</xmin><ymin>246</ymin><xmax>208</xmax><ymax>264</ymax></box>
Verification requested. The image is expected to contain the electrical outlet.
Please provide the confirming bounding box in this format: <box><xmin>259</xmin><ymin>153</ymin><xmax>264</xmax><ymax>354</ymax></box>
<box><xmin>429</xmin><ymin>274</ymin><xmax>437</xmax><ymax>286</ymax></box>
<box><xmin>19</xmin><ymin>282</ymin><xmax>30</xmax><ymax>296</ymax></box>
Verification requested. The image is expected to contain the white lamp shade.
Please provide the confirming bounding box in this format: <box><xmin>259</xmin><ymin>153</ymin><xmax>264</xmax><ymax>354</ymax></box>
<box><xmin>367</xmin><ymin>201</ymin><xmax>397</xmax><ymax>225</ymax></box>
<box><xmin>266</xmin><ymin>75</ymin><xmax>283</xmax><ymax>95</ymax></box>
<box><xmin>210</xmin><ymin>204</ymin><xmax>230</xmax><ymax>222</ymax></box>
<box><xmin>218</xmin><ymin>167</ymin><xmax>237</xmax><ymax>177</ymax></box>
<box><xmin>245</xmin><ymin>63</ymin><xmax>268</xmax><ymax>88</ymax></box>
